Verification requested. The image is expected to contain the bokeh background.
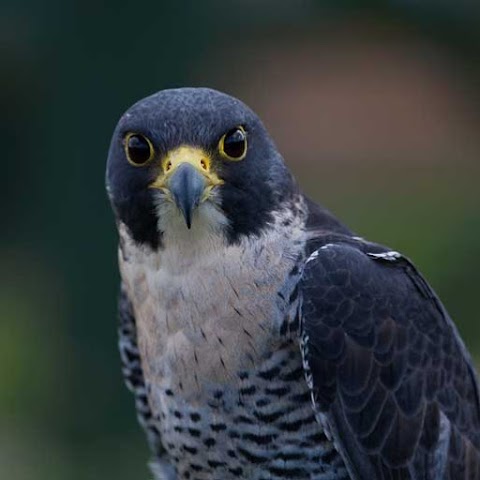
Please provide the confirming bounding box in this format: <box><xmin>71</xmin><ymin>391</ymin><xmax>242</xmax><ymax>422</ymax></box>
<box><xmin>2</xmin><ymin>1</ymin><xmax>479</xmax><ymax>478</ymax></box>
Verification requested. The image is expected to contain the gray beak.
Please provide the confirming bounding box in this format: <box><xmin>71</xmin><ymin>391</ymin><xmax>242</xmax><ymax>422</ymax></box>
<box><xmin>168</xmin><ymin>162</ymin><xmax>207</xmax><ymax>229</ymax></box>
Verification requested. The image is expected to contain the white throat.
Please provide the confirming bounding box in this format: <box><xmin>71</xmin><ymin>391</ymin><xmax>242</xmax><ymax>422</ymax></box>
<box><xmin>117</xmin><ymin>198</ymin><xmax>307</xmax><ymax>395</ymax></box>
<box><xmin>153</xmin><ymin>195</ymin><xmax>228</xmax><ymax>270</ymax></box>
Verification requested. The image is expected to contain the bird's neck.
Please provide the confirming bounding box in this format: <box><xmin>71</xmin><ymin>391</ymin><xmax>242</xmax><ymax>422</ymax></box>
<box><xmin>117</xmin><ymin>198</ymin><xmax>308</xmax><ymax>397</ymax></box>
<box><xmin>120</xmin><ymin>195</ymin><xmax>308</xmax><ymax>274</ymax></box>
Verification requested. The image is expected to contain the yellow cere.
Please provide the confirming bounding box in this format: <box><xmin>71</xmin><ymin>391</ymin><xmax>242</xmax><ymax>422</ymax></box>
<box><xmin>149</xmin><ymin>146</ymin><xmax>224</xmax><ymax>200</ymax></box>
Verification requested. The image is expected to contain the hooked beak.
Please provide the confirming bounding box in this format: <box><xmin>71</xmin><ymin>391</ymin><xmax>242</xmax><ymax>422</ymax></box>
<box><xmin>149</xmin><ymin>146</ymin><xmax>224</xmax><ymax>228</ymax></box>
<box><xmin>168</xmin><ymin>163</ymin><xmax>205</xmax><ymax>229</ymax></box>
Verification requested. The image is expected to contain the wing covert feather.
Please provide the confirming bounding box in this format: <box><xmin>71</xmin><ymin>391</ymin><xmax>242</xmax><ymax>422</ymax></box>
<box><xmin>300</xmin><ymin>241</ymin><xmax>480</xmax><ymax>479</ymax></box>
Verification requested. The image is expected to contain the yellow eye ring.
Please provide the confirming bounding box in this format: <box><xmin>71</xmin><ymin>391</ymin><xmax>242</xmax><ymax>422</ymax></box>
<box><xmin>218</xmin><ymin>126</ymin><xmax>247</xmax><ymax>161</ymax></box>
<box><xmin>124</xmin><ymin>133</ymin><xmax>155</xmax><ymax>166</ymax></box>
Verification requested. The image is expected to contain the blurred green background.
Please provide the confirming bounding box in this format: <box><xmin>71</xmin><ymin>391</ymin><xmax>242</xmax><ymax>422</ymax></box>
<box><xmin>2</xmin><ymin>1</ymin><xmax>479</xmax><ymax>479</ymax></box>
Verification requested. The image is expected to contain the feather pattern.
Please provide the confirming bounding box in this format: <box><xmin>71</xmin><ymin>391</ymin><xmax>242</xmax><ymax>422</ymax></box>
<box><xmin>299</xmin><ymin>235</ymin><xmax>480</xmax><ymax>479</ymax></box>
<box><xmin>118</xmin><ymin>287</ymin><xmax>176</xmax><ymax>479</ymax></box>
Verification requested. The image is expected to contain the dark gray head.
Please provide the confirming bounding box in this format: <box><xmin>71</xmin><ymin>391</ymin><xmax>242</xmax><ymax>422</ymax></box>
<box><xmin>106</xmin><ymin>88</ymin><xmax>296</xmax><ymax>249</ymax></box>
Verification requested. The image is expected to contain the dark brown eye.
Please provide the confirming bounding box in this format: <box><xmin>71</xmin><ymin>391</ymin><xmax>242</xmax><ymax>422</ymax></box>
<box><xmin>219</xmin><ymin>126</ymin><xmax>247</xmax><ymax>161</ymax></box>
<box><xmin>124</xmin><ymin>133</ymin><xmax>154</xmax><ymax>166</ymax></box>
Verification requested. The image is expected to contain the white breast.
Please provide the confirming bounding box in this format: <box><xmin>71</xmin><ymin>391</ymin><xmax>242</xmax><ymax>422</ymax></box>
<box><xmin>118</xmin><ymin>202</ymin><xmax>306</xmax><ymax>406</ymax></box>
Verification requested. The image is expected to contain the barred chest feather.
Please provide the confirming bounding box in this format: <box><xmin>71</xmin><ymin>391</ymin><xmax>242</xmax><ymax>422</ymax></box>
<box><xmin>155</xmin><ymin>340</ymin><xmax>349</xmax><ymax>480</ymax></box>
<box><xmin>118</xmin><ymin>216</ymin><xmax>349</xmax><ymax>480</ymax></box>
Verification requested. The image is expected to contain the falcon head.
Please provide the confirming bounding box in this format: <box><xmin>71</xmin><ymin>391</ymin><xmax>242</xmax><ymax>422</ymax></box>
<box><xmin>106</xmin><ymin>88</ymin><xmax>295</xmax><ymax>249</ymax></box>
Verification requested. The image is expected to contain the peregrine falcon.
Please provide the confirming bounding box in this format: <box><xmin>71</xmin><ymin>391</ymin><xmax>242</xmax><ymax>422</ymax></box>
<box><xmin>106</xmin><ymin>88</ymin><xmax>480</xmax><ymax>480</ymax></box>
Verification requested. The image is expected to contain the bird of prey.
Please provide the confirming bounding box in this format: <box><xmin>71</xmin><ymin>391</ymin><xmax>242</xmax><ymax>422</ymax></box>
<box><xmin>106</xmin><ymin>88</ymin><xmax>480</xmax><ymax>480</ymax></box>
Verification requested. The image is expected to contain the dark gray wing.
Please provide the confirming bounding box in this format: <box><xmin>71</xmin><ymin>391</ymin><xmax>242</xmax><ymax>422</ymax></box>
<box><xmin>300</xmin><ymin>240</ymin><xmax>480</xmax><ymax>480</ymax></box>
<box><xmin>118</xmin><ymin>286</ymin><xmax>164</xmax><ymax>456</ymax></box>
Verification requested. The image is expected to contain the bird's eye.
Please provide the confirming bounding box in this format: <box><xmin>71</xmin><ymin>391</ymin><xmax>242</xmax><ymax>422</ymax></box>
<box><xmin>124</xmin><ymin>133</ymin><xmax>154</xmax><ymax>166</ymax></box>
<box><xmin>219</xmin><ymin>126</ymin><xmax>247</xmax><ymax>161</ymax></box>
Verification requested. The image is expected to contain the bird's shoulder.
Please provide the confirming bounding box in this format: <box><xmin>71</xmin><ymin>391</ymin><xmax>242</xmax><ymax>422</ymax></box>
<box><xmin>298</xmin><ymin>230</ymin><xmax>480</xmax><ymax>479</ymax></box>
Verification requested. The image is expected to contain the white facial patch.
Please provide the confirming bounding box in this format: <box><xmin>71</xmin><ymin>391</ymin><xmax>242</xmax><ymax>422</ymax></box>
<box><xmin>153</xmin><ymin>189</ymin><xmax>229</xmax><ymax>252</ymax></box>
